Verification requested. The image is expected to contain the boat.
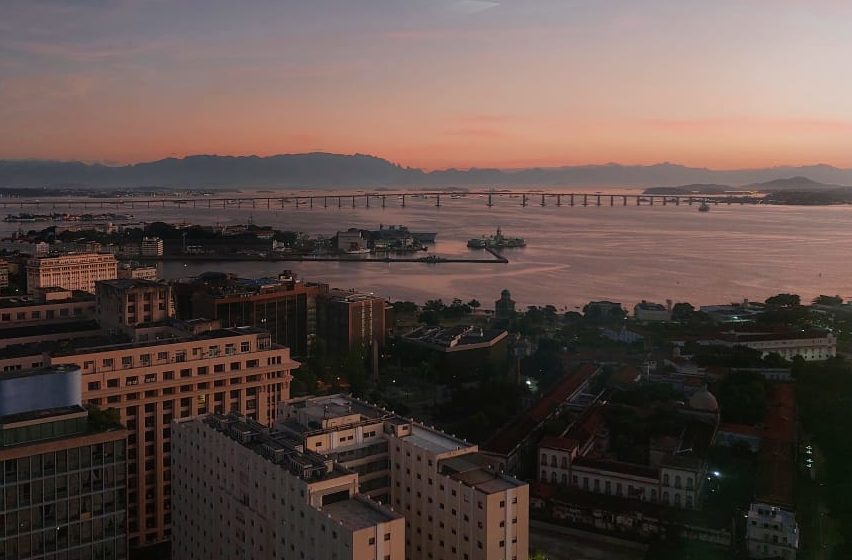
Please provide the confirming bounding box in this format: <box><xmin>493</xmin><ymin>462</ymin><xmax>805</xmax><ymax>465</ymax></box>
<box><xmin>344</xmin><ymin>248</ymin><xmax>371</xmax><ymax>255</ymax></box>
<box><xmin>467</xmin><ymin>227</ymin><xmax>526</xmax><ymax>249</ymax></box>
<box><xmin>698</xmin><ymin>201</ymin><xmax>711</xmax><ymax>212</ymax></box>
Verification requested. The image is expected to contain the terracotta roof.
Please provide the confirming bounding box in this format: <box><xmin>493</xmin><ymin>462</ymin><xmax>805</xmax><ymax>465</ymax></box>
<box><xmin>483</xmin><ymin>363</ymin><xmax>599</xmax><ymax>456</ymax></box>
<box><xmin>539</xmin><ymin>436</ymin><xmax>578</xmax><ymax>453</ymax></box>
<box><xmin>756</xmin><ymin>383</ymin><xmax>796</xmax><ymax>507</ymax></box>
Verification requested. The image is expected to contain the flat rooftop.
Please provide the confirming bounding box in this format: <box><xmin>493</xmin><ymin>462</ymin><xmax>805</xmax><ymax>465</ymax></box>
<box><xmin>440</xmin><ymin>453</ymin><xmax>524</xmax><ymax>494</ymax></box>
<box><xmin>402</xmin><ymin>325</ymin><xmax>507</xmax><ymax>350</ymax></box>
<box><xmin>405</xmin><ymin>425</ymin><xmax>471</xmax><ymax>455</ymax></box>
<box><xmin>0</xmin><ymin>291</ymin><xmax>93</xmax><ymax>308</ymax></box>
<box><xmin>322</xmin><ymin>497</ymin><xmax>402</xmax><ymax>531</ymax></box>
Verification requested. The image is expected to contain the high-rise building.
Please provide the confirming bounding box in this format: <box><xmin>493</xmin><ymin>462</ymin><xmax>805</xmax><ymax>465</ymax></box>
<box><xmin>171</xmin><ymin>413</ymin><xmax>405</xmax><ymax>560</ymax></box>
<box><xmin>95</xmin><ymin>279</ymin><xmax>174</xmax><ymax>334</ymax></box>
<box><xmin>26</xmin><ymin>253</ymin><xmax>118</xmax><ymax>294</ymax></box>
<box><xmin>0</xmin><ymin>323</ymin><xmax>299</xmax><ymax>555</ymax></box>
<box><xmin>0</xmin><ymin>258</ymin><xmax>8</xmax><ymax>288</ymax></box>
<box><xmin>0</xmin><ymin>366</ymin><xmax>129</xmax><ymax>560</ymax></box>
<box><xmin>316</xmin><ymin>290</ymin><xmax>388</xmax><ymax>356</ymax></box>
<box><xmin>174</xmin><ymin>272</ymin><xmax>325</xmax><ymax>357</ymax></box>
<box><xmin>140</xmin><ymin>238</ymin><xmax>164</xmax><ymax>258</ymax></box>
<box><xmin>276</xmin><ymin>394</ymin><xmax>530</xmax><ymax>560</ymax></box>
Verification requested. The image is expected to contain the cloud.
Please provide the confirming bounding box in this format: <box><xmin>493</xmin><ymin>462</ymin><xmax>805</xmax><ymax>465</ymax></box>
<box><xmin>2</xmin><ymin>38</ymin><xmax>170</xmax><ymax>62</ymax></box>
<box><xmin>452</xmin><ymin>1</ymin><xmax>500</xmax><ymax>14</ymax></box>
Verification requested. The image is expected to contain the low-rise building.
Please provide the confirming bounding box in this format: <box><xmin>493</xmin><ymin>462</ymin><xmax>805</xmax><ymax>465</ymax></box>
<box><xmin>746</xmin><ymin>503</ymin><xmax>799</xmax><ymax>559</ymax></box>
<box><xmin>0</xmin><ymin>288</ymin><xmax>96</xmax><ymax>328</ymax></box>
<box><xmin>538</xmin><ymin>389</ymin><xmax>719</xmax><ymax>511</ymax></box>
<box><xmin>634</xmin><ymin>300</ymin><xmax>671</xmax><ymax>322</ymax></box>
<box><xmin>26</xmin><ymin>252</ymin><xmax>118</xmax><ymax>294</ymax></box>
<box><xmin>117</xmin><ymin>263</ymin><xmax>158</xmax><ymax>281</ymax></box>
<box><xmin>400</xmin><ymin>325</ymin><xmax>509</xmax><ymax>379</ymax></box>
<box><xmin>0</xmin><ymin>366</ymin><xmax>129</xmax><ymax>559</ymax></box>
<box><xmin>171</xmin><ymin>413</ymin><xmax>405</xmax><ymax>560</ymax></box>
<box><xmin>690</xmin><ymin>330</ymin><xmax>836</xmax><ymax>361</ymax></box>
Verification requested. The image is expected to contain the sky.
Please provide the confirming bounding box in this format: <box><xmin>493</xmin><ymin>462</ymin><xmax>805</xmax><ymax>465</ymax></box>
<box><xmin>2</xmin><ymin>0</ymin><xmax>852</xmax><ymax>170</ymax></box>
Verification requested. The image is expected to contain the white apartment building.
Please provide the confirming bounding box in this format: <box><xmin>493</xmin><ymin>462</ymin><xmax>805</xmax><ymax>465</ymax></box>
<box><xmin>141</xmin><ymin>237</ymin><xmax>164</xmax><ymax>257</ymax></box>
<box><xmin>746</xmin><ymin>502</ymin><xmax>799</xmax><ymax>559</ymax></box>
<box><xmin>26</xmin><ymin>252</ymin><xmax>118</xmax><ymax>294</ymax></box>
<box><xmin>277</xmin><ymin>394</ymin><xmax>530</xmax><ymax>560</ymax></box>
<box><xmin>702</xmin><ymin>331</ymin><xmax>836</xmax><ymax>361</ymax></box>
<box><xmin>171</xmin><ymin>414</ymin><xmax>406</xmax><ymax>560</ymax></box>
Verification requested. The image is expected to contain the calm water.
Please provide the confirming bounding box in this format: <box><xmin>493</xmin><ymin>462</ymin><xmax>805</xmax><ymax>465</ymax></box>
<box><xmin>6</xmin><ymin>192</ymin><xmax>852</xmax><ymax>309</ymax></box>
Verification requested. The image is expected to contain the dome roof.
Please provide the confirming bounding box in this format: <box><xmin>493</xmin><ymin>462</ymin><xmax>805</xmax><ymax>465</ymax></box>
<box><xmin>689</xmin><ymin>389</ymin><xmax>719</xmax><ymax>413</ymax></box>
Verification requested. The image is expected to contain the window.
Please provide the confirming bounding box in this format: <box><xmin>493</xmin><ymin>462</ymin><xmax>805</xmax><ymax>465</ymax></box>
<box><xmin>157</xmin><ymin>351</ymin><xmax>169</xmax><ymax>361</ymax></box>
<box><xmin>88</xmin><ymin>381</ymin><xmax>101</xmax><ymax>391</ymax></box>
<box><xmin>240</xmin><ymin>341</ymin><xmax>250</xmax><ymax>352</ymax></box>
<box><xmin>103</xmin><ymin>358</ymin><xmax>114</xmax><ymax>369</ymax></box>
<box><xmin>225</xmin><ymin>344</ymin><xmax>236</xmax><ymax>355</ymax></box>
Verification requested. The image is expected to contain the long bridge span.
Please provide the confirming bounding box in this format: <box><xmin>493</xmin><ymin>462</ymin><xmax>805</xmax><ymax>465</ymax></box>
<box><xmin>0</xmin><ymin>190</ymin><xmax>762</xmax><ymax>210</ymax></box>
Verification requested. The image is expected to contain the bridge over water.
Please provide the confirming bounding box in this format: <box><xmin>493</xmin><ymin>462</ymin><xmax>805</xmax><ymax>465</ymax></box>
<box><xmin>1</xmin><ymin>190</ymin><xmax>761</xmax><ymax>210</ymax></box>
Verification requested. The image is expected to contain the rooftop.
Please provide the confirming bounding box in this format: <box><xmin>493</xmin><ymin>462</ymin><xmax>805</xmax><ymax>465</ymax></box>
<box><xmin>0</xmin><ymin>291</ymin><xmax>94</xmax><ymax>308</ymax></box>
<box><xmin>439</xmin><ymin>453</ymin><xmax>524</xmax><ymax>494</ymax></box>
<box><xmin>321</xmin><ymin>496</ymin><xmax>402</xmax><ymax>531</ymax></box>
<box><xmin>402</xmin><ymin>325</ymin><xmax>507</xmax><ymax>350</ymax></box>
<box><xmin>96</xmin><ymin>278</ymin><xmax>166</xmax><ymax>290</ymax></box>
<box><xmin>0</xmin><ymin>320</ymin><xmax>100</xmax><ymax>340</ymax></box>
<box><xmin>404</xmin><ymin>424</ymin><xmax>472</xmax><ymax>455</ymax></box>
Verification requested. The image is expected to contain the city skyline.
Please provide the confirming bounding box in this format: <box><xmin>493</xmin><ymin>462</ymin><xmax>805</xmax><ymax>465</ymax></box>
<box><xmin>3</xmin><ymin>0</ymin><xmax>852</xmax><ymax>169</ymax></box>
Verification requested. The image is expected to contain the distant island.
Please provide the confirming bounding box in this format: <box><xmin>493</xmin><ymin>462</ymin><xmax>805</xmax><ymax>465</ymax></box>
<box><xmin>643</xmin><ymin>176</ymin><xmax>852</xmax><ymax>205</ymax></box>
<box><xmin>6</xmin><ymin>153</ymin><xmax>852</xmax><ymax>190</ymax></box>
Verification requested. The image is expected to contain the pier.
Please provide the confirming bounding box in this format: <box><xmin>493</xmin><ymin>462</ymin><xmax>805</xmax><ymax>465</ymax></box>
<box><xmin>1</xmin><ymin>190</ymin><xmax>762</xmax><ymax>211</ymax></box>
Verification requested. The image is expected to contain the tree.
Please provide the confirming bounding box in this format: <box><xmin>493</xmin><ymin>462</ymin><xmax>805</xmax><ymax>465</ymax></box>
<box><xmin>467</xmin><ymin>299</ymin><xmax>481</xmax><ymax>310</ymax></box>
<box><xmin>418</xmin><ymin>310</ymin><xmax>441</xmax><ymax>326</ymax></box>
<box><xmin>813</xmin><ymin>295</ymin><xmax>843</xmax><ymax>306</ymax></box>
<box><xmin>765</xmin><ymin>293</ymin><xmax>800</xmax><ymax>307</ymax></box>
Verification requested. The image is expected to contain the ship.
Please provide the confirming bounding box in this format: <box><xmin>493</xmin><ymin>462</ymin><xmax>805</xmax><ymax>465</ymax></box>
<box><xmin>467</xmin><ymin>227</ymin><xmax>526</xmax><ymax>249</ymax></box>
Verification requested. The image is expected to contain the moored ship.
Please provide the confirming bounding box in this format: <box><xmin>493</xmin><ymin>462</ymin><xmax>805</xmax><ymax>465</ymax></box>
<box><xmin>467</xmin><ymin>227</ymin><xmax>526</xmax><ymax>249</ymax></box>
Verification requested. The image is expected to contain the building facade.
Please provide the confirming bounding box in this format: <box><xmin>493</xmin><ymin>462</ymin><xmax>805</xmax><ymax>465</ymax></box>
<box><xmin>0</xmin><ymin>289</ymin><xmax>96</xmax><ymax>328</ymax></box>
<box><xmin>277</xmin><ymin>394</ymin><xmax>530</xmax><ymax>560</ymax></box>
<box><xmin>178</xmin><ymin>273</ymin><xmax>324</xmax><ymax>357</ymax></box>
<box><xmin>316</xmin><ymin>290</ymin><xmax>388</xmax><ymax>356</ymax></box>
<box><xmin>746</xmin><ymin>502</ymin><xmax>799</xmax><ymax>559</ymax></box>
<box><xmin>171</xmin><ymin>414</ymin><xmax>405</xmax><ymax>560</ymax></box>
<box><xmin>117</xmin><ymin>265</ymin><xmax>158</xmax><ymax>281</ymax></box>
<box><xmin>140</xmin><ymin>238</ymin><xmax>163</xmax><ymax>258</ymax></box>
<box><xmin>26</xmin><ymin>253</ymin><xmax>118</xmax><ymax>295</ymax></box>
<box><xmin>0</xmin><ymin>366</ymin><xmax>129</xmax><ymax>560</ymax></box>
<box><xmin>95</xmin><ymin>279</ymin><xmax>174</xmax><ymax>334</ymax></box>
<box><xmin>0</xmin><ymin>324</ymin><xmax>298</xmax><ymax>554</ymax></box>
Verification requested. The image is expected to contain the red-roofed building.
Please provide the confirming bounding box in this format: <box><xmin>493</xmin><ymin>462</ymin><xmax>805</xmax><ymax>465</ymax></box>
<box><xmin>480</xmin><ymin>363</ymin><xmax>601</xmax><ymax>475</ymax></box>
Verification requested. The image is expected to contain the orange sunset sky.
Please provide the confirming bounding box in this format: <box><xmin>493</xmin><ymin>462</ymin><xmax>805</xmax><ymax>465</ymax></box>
<box><xmin>2</xmin><ymin>0</ymin><xmax>852</xmax><ymax>170</ymax></box>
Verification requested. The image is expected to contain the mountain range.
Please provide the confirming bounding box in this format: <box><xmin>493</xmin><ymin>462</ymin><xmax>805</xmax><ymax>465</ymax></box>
<box><xmin>2</xmin><ymin>153</ymin><xmax>852</xmax><ymax>190</ymax></box>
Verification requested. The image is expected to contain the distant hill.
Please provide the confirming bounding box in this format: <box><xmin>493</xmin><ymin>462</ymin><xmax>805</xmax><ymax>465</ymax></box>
<box><xmin>747</xmin><ymin>176</ymin><xmax>850</xmax><ymax>191</ymax></box>
<box><xmin>644</xmin><ymin>184</ymin><xmax>732</xmax><ymax>195</ymax></box>
<box><xmin>4</xmin><ymin>154</ymin><xmax>852</xmax><ymax>189</ymax></box>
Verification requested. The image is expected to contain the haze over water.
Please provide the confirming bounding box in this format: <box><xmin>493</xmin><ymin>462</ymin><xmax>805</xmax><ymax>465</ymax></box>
<box><xmin>11</xmin><ymin>192</ymin><xmax>849</xmax><ymax>309</ymax></box>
